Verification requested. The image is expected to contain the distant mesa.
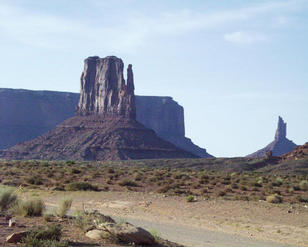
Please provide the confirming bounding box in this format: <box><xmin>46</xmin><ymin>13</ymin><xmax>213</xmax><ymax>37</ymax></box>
<box><xmin>247</xmin><ymin>116</ymin><xmax>297</xmax><ymax>158</ymax></box>
<box><xmin>0</xmin><ymin>56</ymin><xmax>198</xmax><ymax>161</ymax></box>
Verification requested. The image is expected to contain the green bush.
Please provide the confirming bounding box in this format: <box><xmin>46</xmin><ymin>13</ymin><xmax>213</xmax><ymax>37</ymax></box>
<box><xmin>118</xmin><ymin>179</ymin><xmax>139</xmax><ymax>187</ymax></box>
<box><xmin>0</xmin><ymin>188</ymin><xmax>18</xmax><ymax>212</ymax></box>
<box><xmin>299</xmin><ymin>180</ymin><xmax>308</xmax><ymax>191</ymax></box>
<box><xmin>297</xmin><ymin>195</ymin><xmax>308</xmax><ymax>203</ymax></box>
<box><xmin>65</xmin><ymin>182</ymin><xmax>99</xmax><ymax>191</ymax></box>
<box><xmin>57</xmin><ymin>198</ymin><xmax>72</xmax><ymax>218</ymax></box>
<box><xmin>186</xmin><ymin>195</ymin><xmax>195</xmax><ymax>202</ymax></box>
<box><xmin>22</xmin><ymin>224</ymin><xmax>67</xmax><ymax>247</ymax></box>
<box><xmin>266</xmin><ymin>194</ymin><xmax>282</xmax><ymax>204</ymax></box>
<box><xmin>73</xmin><ymin>211</ymin><xmax>92</xmax><ymax>233</ymax></box>
<box><xmin>26</xmin><ymin>176</ymin><xmax>43</xmax><ymax>185</ymax></box>
<box><xmin>14</xmin><ymin>199</ymin><xmax>45</xmax><ymax>217</ymax></box>
<box><xmin>65</xmin><ymin>160</ymin><xmax>75</xmax><ymax>165</ymax></box>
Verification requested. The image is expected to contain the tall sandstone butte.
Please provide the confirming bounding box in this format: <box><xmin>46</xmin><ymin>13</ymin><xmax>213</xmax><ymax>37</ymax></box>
<box><xmin>247</xmin><ymin>116</ymin><xmax>297</xmax><ymax>158</ymax></box>
<box><xmin>77</xmin><ymin>56</ymin><xmax>136</xmax><ymax>119</ymax></box>
<box><xmin>0</xmin><ymin>56</ymin><xmax>197</xmax><ymax>161</ymax></box>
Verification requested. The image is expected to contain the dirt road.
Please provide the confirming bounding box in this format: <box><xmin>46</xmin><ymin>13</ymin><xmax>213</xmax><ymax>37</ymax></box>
<box><xmin>122</xmin><ymin>216</ymin><xmax>296</xmax><ymax>247</ymax></box>
<box><xmin>39</xmin><ymin>191</ymin><xmax>308</xmax><ymax>247</ymax></box>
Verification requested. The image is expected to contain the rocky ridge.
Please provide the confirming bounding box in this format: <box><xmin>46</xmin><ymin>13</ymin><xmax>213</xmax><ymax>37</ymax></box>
<box><xmin>247</xmin><ymin>116</ymin><xmax>297</xmax><ymax>158</ymax></box>
<box><xmin>0</xmin><ymin>56</ymin><xmax>197</xmax><ymax>161</ymax></box>
<box><xmin>0</xmin><ymin>93</ymin><xmax>211</xmax><ymax>158</ymax></box>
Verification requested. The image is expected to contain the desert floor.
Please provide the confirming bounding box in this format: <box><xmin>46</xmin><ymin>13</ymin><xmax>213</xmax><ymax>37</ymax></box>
<box><xmin>25</xmin><ymin>190</ymin><xmax>308</xmax><ymax>247</ymax></box>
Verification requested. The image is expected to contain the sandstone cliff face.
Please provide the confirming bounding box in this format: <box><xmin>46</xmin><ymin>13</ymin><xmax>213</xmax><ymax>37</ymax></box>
<box><xmin>77</xmin><ymin>56</ymin><xmax>135</xmax><ymax>119</ymax></box>
<box><xmin>247</xmin><ymin>116</ymin><xmax>297</xmax><ymax>158</ymax></box>
<box><xmin>0</xmin><ymin>56</ymin><xmax>197</xmax><ymax>161</ymax></box>
<box><xmin>0</xmin><ymin>88</ymin><xmax>79</xmax><ymax>150</ymax></box>
<box><xmin>136</xmin><ymin>96</ymin><xmax>211</xmax><ymax>157</ymax></box>
<box><xmin>0</xmin><ymin>91</ymin><xmax>211</xmax><ymax>157</ymax></box>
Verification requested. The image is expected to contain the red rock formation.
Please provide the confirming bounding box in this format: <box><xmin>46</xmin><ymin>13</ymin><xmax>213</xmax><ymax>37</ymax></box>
<box><xmin>281</xmin><ymin>142</ymin><xmax>308</xmax><ymax>160</ymax></box>
<box><xmin>0</xmin><ymin>56</ymin><xmax>196</xmax><ymax>161</ymax></box>
<box><xmin>247</xmin><ymin>116</ymin><xmax>297</xmax><ymax>158</ymax></box>
<box><xmin>77</xmin><ymin>56</ymin><xmax>136</xmax><ymax>119</ymax></box>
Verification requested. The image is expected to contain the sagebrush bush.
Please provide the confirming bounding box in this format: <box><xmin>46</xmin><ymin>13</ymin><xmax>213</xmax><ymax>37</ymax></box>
<box><xmin>65</xmin><ymin>182</ymin><xmax>99</xmax><ymax>191</ymax></box>
<box><xmin>299</xmin><ymin>180</ymin><xmax>308</xmax><ymax>191</ymax></box>
<box><xmin>57</xmin><ymin>198</ymin><xmax>72</xmax><ymax>218</ymax></box>
<box><xmin>118</xmin><ymin>179</ymin><xmax>139</xmax><ymax>187</ymax></box>
<box><xmin>266</xmin><ymin>194</ymin><xmax>282</xmax><ymax>204</ymax></box>
<box><xmin>186</xmin><ymin>195</ymin><xmax>195</xmax><ymax>202</ymax></box>
<box><xmin>14</xmin><ymin>199</ymin><xmax>45</xmax><ymax>217</ymax></box>
<box><xmin>0</xmin><ymin>188</ymin><xmax>18</xmax><ymax>212</ymax></box>
<box><xmin>297</xmin><ymin>195</ymin><xmax>308</xmax><ymax>203</ymax></box>
<box><xmin>22</xmin><ymin>224</ymin><xmax>67</xmax><ymax>247</ymax></box>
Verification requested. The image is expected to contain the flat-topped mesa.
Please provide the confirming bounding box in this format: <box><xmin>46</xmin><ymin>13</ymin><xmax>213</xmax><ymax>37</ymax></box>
<box><xmin>77</xmin><ymin>56</ymin><xmax>136</xmax><ymax>119</ymax></box>
<box><xmin>275</xmin><ymin>116</ymin><xmax>287</xmax><ymax>140</ymax></box>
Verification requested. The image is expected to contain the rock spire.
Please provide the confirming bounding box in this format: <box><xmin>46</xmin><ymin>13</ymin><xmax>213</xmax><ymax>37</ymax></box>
<box><xmin>275</xmin><ymin>116</ymin><xmax>287</xmax><ymax>140</ymax></box>
<box><xmin>247</xmin><ymin>116</ymin><xmax>297</xmax><ymax>158</ymax></box>
<box><xmin>77</xmin><ymin>56</ymin><xmax>136</xmax><ymax>119</ymax></box>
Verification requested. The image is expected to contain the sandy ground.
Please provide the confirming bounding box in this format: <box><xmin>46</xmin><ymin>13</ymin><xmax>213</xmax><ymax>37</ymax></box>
<box><xmin>33</xmin><ymin>190</ymin><xmax>308</xmax><ymax>247</ymax></box>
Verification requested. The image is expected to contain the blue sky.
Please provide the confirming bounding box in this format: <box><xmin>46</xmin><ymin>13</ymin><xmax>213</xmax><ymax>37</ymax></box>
<box><xmin>0</xmin><ymin>0</ymin><xmax>307</xmax><ymax>157</ymax></box>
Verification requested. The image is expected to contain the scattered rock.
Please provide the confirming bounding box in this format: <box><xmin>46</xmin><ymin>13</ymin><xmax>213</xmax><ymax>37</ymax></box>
<box><xmin>85</xmin><ymin>229</ymin><xmax>107</xmax><ymax>240</ymax></box>
<box><xmin>8</xmin><ymin>218</ymin><xmax>16</xmax><ymax>227</ymax></box>
<box><xmin>6</xmin><ymin>231</ymin><xmax>28</xmax><ymax>243</ymax></box>
<box><xmin>90</xmin><ymin>211</ymin><xmax>116</xmax><ymax>224</ymax></box>
<box><xmin>101</xmin><ymin>222</ymin><xmax>155</xmax><ymax>245</ymax></box>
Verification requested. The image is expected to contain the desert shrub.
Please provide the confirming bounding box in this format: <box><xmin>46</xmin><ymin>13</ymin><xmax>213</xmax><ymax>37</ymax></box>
<box><xmin>231</xmin><ymin>183</ymin><xmax>239</xmax><ymax>189</ymax></box>
<box><xmin>43</xmin><ymin>214</ymin><xmax>54</xmax><ymax>222</ymax></box>
<box><xmin>276</xmin><ymin>177</ymin><xmax>283</xmax><ymax>186</ymax></box>
<box><xmin>26</xmin><ymin>176</ymin><xmax>43</xmax><ymax>185</ymax></box>
<box><xmin>134</xmin><ymin>173</ymin><xmax>143</xmax><ymax>181</ymax></box>
<box><xmin>235</xmin><ymin>195</ymin><xmax>249</xmax><ymax>201</ymax></box>
<box><xmin>299</xmin><ymin>180</ymin><xmax>308</xmax><ymax>191</ymax></box>
<box><xmin>118</xmin><ymin>179</ymin><xmax>139</xmax><ymax>187</ymax></box>
<box><xmin>14</xmin><ymin>199</ymin><xmax>45</xmax><ymax>217</ymax></box>
<box><xmin>239</xmin><ymin>185</ymin><xmax>247</xmax><ymax>191</ymax></box>
<box><xmin>107</xmin><ymin>167</ymin><xmax>115</xmax><ymax>174</ymax></box>
<box><xmin>149</xmin><ymin>229</ymin><xmax>161</xmax><ymax>242</ymax></box>
<box><xmin>70</xmin><ymin>168</ymin><xmax>81</xmax><ymax>174</ymax></box>
<box><xmin>186</xmin><ymin>195</ymin><xmax>195</xmax><ymax>202</ymax></box>
<box><xmin>218</xmin><ymin>191</ymin><xmax>226</xmax><ymax>197</ymax></box>
<box><xmin>31</xmin><ymin>224</ymin><xmax>62</xmax><ymax>240</ymax></box>
<box><xmin>73</xmin><ymin>211</ymin><xmax>112</xmax><ymax>233</ymax></box>
<box><xmin>22</xmin><ymin>224</ymin><xmax>67</xmax><ymax>247</ymax></box>
<box><xmin>266</xmin><ymin>194</ymin><xmax>282</xmax><ymax>204</ymax></box>
<box><xmin>225</xmin><ymin>185</ymin><xmax>233</xmax><ymax>192</ymax></box>
<box><xmin>201</xmin><ymin>188</ymin><xmax>209</xmax><ymax>194</ymax></box>
<box><xmin>297</xmin><ymin>195</ymin><xmax>308</xmax><ymax>203</ymax></box>
<box><xmin>57</xmin><ymin>198</ymin><xmax>72</xmax><ymax>218</ymax></box>
<box><xmin>65</xmin><ymin>160</ymin><xmax>75</xmax><ymax>165</ymax></box>
<box><xmin>73</xmin><ymin>211</ymin><xmax>90</xmax><ymax>232</ymax></box>
<box><xmin>293</xmin><ymin>185</ymin><xmax>300</xmax><ymax>191</ymax></box>
<box><xmin>157</xmin><ymin>185</ymin><xmax>171</xmax><ymax>193</ymax></box>
<box><xmin>0</xmin><ymin>188</ymin><xmax>18</xmax><ymax>212</ymax></box>
<box><xmin>65</xmin><ymin>182</ymin><xmax>99</xmax><ymax>191</ymax></box>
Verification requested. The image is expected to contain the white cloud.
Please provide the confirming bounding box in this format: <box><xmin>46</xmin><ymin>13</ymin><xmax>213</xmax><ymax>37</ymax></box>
<box><xmin>0</xmin><ymin>0</ymin><xmax>304</xmax><ymax>51</ymax></box>
<box><xmin>224</xmin><ymin>31</ymin><xmax>269</xmax><ymax>44</ymax></box>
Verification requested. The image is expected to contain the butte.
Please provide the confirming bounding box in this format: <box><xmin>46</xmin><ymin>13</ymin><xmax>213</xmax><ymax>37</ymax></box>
<box><xmin>0</xmin><ymin>56</ymin><xmax>197</xmax><ymax>161</ymax></box>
